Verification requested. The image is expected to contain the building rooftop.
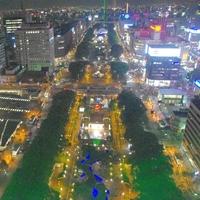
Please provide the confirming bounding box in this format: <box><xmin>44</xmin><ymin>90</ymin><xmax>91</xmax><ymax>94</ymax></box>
<box><xmin>173</xmin><ymin>110</ymin><xmax>188</xmax><ymax>118</ymax></box>
<box><xmin>159</xmin><ymin>88</ymin><xmax>187</xmax><ymax>96</ymax></box>
<box><xmin>54</xmin><ymin>20</ymin><xmax>78</xmax><ymax>36</ymax></box>
<box><xmin>148</xmin><ymin>44</ymin><xmax>179</xmax><ymax>49</ymax></box>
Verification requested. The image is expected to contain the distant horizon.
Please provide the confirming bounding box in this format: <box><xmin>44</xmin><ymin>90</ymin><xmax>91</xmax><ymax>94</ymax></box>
<box><xmin>0</xmin><ymin>0</ymin><xmax>198</xmax><ymax>11</ymax></box>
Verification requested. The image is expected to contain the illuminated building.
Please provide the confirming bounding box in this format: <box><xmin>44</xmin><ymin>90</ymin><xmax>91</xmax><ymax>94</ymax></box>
<box><xmin>145</xmin><ymin>44</ymin><xmax>181</xmax><ymax>87</ymax></box>
<box><xmin>4</xmin><ymin>17</ymin><xmax>24</xmax><ymax>48</ymax></box>
<box><xmin>4</xmin><ymin>18</ymin><xmax>23</xmax><ymax>34</ymax></box>
<box><xmin>16</xmin><ymin>23</ymin><xmax>55</xmax><ymax>72</ymax></box>
<box><xmin>54</xmin><ymin>20</ymin><xmax>86</xmax><ymax>59</ymax></box>
<box><xmin>0</xmin><ymin>42</ymin><xmax>6</xmax><ymax>71</ymax></box>
<box><xmin>184</xmin><ymin>96</ymin><xmax>200</xmax><ymax>169</ymax></box>
<box><xmin>54</xmin><ymin>24</ymin><xmax>73</xmax><ymax>59</ymax></box>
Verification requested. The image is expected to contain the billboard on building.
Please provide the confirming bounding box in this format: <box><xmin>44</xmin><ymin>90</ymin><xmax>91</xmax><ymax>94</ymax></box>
<box><xmin>147</xmin><ymin>45</ymin><xmax>181</xmax><ymax>58</ymax></box>
<box><xmin>184</xmin><ymin>28</ymin><xmax>200</xmax><ymax>34</ymax></box>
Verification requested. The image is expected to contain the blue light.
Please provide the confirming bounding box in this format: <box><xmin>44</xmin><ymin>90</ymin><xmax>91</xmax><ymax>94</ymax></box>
<box><xmin>94</xmin><ymin>174</ymin><xmax>103</xmax><ymax>183</ymax></box>
<box><xmin>173</xmin><ymin>61</ymin><xmax>179</xmax><ymax>65</ymax></box>
<box><xmin>124</xmin><ymin>14</ymin><xmax>130</xmax><ymax>19</ymax></box>
<box><xmin>80</xmin><ymin>172</ymin><xmax>86</xmax><ymax>178</ymax></box>
<box><xmin>191</xmin><ymin>26</ymin><xmax>198</xmax><ymax>30</ymax></box>
<box><xmin>195</xmin><ymin>80</ymin><xmax>200</xmax><ymax>88</ymax></box>
<box><xmin>92</xmin><ymin>188</ymin><xmax>99</xmax><ymax>198</ymax></box>
<box><xmin>86</xmin><ymin>152</ymin><xmax>91</xmax><ymax>160</ymax></box>
<box><xmin>81</xmin><ymin>159</ymin><xmax>86</xmax><ymax>165</ymax></box>
<box><xmin>89</xmin><ymin>166</ymin><xmax>93</xmax><ymax>172</ymax></box>
<box><xmin>106</xmin><ymin>190</ymin><xmax>110</xmax><ymax>195</ymax></box>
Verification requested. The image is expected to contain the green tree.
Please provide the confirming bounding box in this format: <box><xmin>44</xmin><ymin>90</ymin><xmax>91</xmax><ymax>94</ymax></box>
<box><xmin>118</xmin><ymin>90</ymin><xmax>184</xmax><ymax>199</ymax></box>
<box><xmin>110</xmin><ymin>62</ymin><xmax>129</xmax><ymax>79</ymax></box>
<box><xmin>2</xmin><ymin>91</ymin><xmax>75</xmax><ymax>200</ymax></box>
<box><xmin>69</xmin><ymin>61</ymin><xmax>89</xmax><ymax>80</ymax></box>
<box><xmin>75</xmin><ymin>27</ymin><xmax>95</xmax><ymax>60</ymax></box>
<box><xmin>111</xmin><ymin>44</ymin><xmax>123</xmax><ymax>58</ymax></box>
<box><xmin>107</xmin><ymin>24</ymin><xmax>119</xmax><ymax>45</ymax></box>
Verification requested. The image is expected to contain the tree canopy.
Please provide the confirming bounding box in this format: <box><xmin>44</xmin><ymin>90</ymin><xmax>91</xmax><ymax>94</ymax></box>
<box><xmin>111</xmin><ymin>44</ymin><xmax>123</xmax><ymax>58</ymax></box>
<box><xmin>117</xmin><ymin>91</ymin><xmax>184</xmax><ymax>200</ymax></box>
<box><xmin>69</xmin><ymin>61</ymin><xmax>90</xmax><ymax>80</ymax></box>
<box><xmin>110</xmin><ymin>62</ymin><xmax>129</xmax><ymax>80</ymax></box>
<box><xmin>2</xmin><ymin>91</ymin><xmax>75</xmax><ymax>200</ymax></box>
<box><xmin>75</xmin><ymin>27</ymin><xmax>94</xmax><ymax>60</ymax></box>
<box><xmin>107</xmin><ymin>24</ymin><xmax>119</xmax><ymax>46</ymax></box>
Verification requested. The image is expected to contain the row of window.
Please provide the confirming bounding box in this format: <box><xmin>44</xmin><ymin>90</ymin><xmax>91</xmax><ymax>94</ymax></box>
<box><xmin>185</xmin><ymin>126</ymin><xmax>199</xmax><ymax>155</ymax></box>
<box><xmin>26</xmin><ymin>31</ymin><xmax>44</xmax><ymax>34</ymax></box>
<box><xmin>186</xmin><ymin>116</ymin><xmax>200</xmax><ymax>146</ymax></box>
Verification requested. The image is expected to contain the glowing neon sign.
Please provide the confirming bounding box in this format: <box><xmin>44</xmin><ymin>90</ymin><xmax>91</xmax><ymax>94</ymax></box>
<box><xmin>150</xmin><ymin>25</ymin><xmax>162</xmax><ymax>32</ymax></box>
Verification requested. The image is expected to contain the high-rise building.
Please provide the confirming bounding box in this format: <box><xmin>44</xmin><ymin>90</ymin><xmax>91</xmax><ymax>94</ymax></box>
<box><xmin>4</xmin><ymin>17</ymin><xmax>24</xmax><ymax>48</ymax></box>
<box><xmin>16</xmin><ymin>23</ymin><xmax>55</xmax><ymax>72</ymax></box>
<box><xmin>0</xmin><ymin>13</ymin><xmax>3</xmax><ymax>30</ymax></box>
<box><xmin>0</xmin><ymin>28</ymin><xmax>6</xmax><ymax>45</ymax></box>
<box><xmin>3</xmin><ymin>9</ymin><xmax>33</xmax><ymax>48</ymax></box>
<box><xmin>184</xmin><ymin>96</ymin><xmax>200</xmax><ymax>169</ymax></box>
<box><xmin>145</xmin><ymin>44</ymin><xmax>181</xmax><ymax>87</ymax></box>
<box><xmin>0</xmin><ymin>42</ymin><xmax>6</xmax><ymax>71</ymax></box>
<box><xmin>54</xmin><ymin>23</ymin><xmax>73</xmax><ymax>59</ymax></box>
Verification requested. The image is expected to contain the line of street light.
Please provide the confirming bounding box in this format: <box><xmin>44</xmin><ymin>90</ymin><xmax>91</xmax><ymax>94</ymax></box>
<box><xmin>0</xmin><ymin>96</ymin><xmax>30</xmax><ymax>102</ymax></box>
<box><xmin>0</xmin><ymin>107</ymin><xmax>30</xmax><ymax>113</ymax></box>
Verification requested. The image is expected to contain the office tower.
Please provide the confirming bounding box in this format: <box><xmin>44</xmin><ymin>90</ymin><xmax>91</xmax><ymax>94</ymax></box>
<box><xmin>16</xmin><ymin>23</ymin><xmax>55</xmax><ymax>72</ymax></box>
<box><xmin>184</xmin><ymin>96</ymin><xmax>200</xmax><ymax>169</ymax></box>
<box><xmin>54</xmin><ymin>23</ymin><xmax>73</xmax><ymax>58</ymax></box>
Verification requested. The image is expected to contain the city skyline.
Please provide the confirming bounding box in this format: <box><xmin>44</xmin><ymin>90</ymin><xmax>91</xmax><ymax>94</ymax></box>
<box><xmin>0</xmin><ymin>1</ymin><xmax>199</xmax><ymax>200</ymax></box>
<box><xmin>0</xmin><ymin>0</ymin><xmax>198</xmax><ymax>10</ymax></box>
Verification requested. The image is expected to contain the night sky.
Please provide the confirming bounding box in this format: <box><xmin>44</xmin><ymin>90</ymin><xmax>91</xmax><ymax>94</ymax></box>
<box><xmin>0</xmin><ymin>0</ymin><xmax>197</xmax><ymax>10</ymax></box>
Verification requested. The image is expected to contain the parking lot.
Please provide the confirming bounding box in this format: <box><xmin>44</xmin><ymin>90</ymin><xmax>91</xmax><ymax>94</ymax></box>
<box><xmin>0</xmin><ymin>120</ymin><xmax>20</xmax><ymax>147</ymax></box>
<box><xmin>0</xmin><ymin>94</ymin><xmax>40</xmax><ymax>121</ymax></box>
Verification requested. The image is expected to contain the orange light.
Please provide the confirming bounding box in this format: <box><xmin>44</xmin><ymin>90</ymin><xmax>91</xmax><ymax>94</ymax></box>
<box><xmin>1</xmin><ymin>150</ymin><xmax>12</xmax><ymax>165</ymax></box>
<box><xmin>94</xmin><ymin>104</ymin><xmax>101</xmax><ymax>111</ymax></box>
<box><xmin>150</xmin><ymin>25</ymin><xmax>162</xmax><ymax>32</ymax></box>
